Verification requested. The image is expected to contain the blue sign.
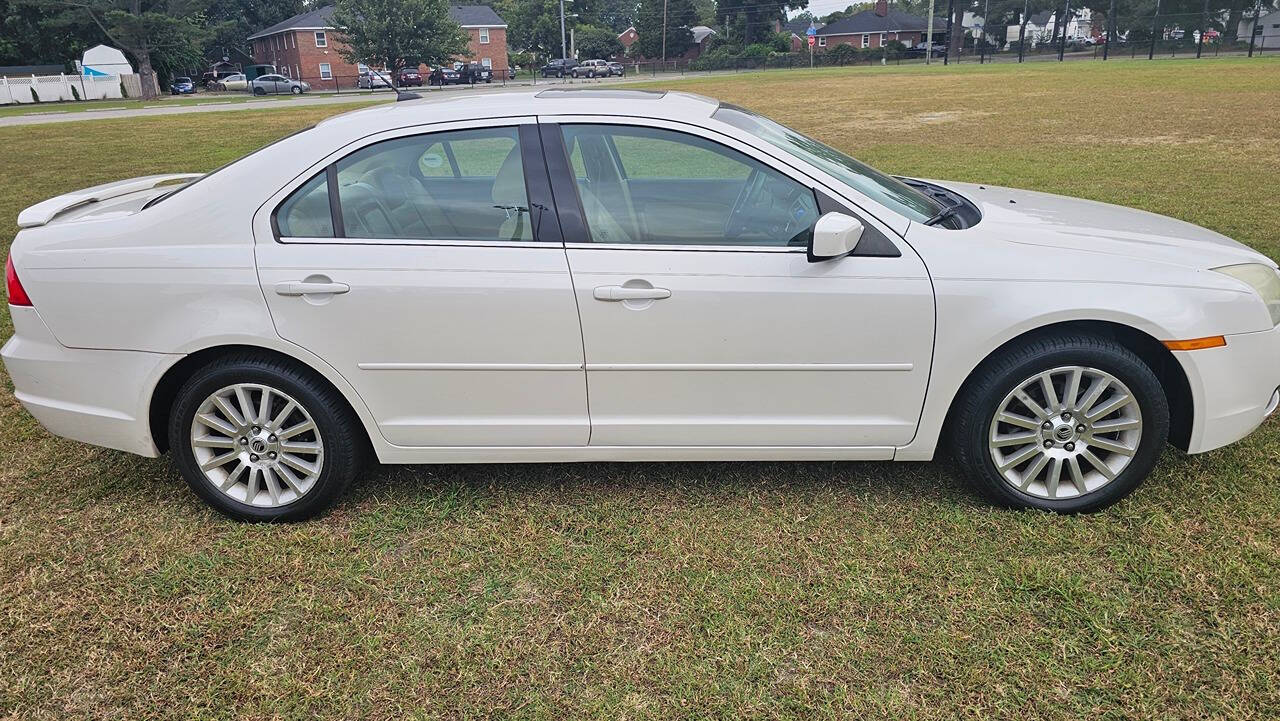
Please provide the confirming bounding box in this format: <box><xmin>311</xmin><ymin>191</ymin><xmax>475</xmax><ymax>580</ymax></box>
<box><xmin>806</xmin><ymin>25</ymin><xmax>817</xmax><ymax>36</ymax></box>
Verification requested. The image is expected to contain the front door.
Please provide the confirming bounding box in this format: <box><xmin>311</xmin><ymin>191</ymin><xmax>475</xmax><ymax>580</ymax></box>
<box><xmin>255</xmin><ymin>120</ymin><xmax>589</xmax><ymax>447</ymax></box>
<box><xmin>549</xmin><ymin>121</ymin><xmax>935</xmax><ymax>448</ymax></box>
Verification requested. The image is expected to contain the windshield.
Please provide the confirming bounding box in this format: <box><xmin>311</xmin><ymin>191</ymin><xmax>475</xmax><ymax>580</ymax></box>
<box><xmin>712</xmin><ymin>103</ymin><xmax>944</xmax><ymax>223</ymax></box>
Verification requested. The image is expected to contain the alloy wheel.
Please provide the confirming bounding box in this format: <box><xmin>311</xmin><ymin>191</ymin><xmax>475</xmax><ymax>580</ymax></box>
<box><xmin>189</xmin><ymin>383</ymin><xmax>324</xmax><ymax>508</ymax></box>
<box><xmin>987</xmin><ymin>365</ymin><xmax>1143</xmax><ymax>500</ymax></box>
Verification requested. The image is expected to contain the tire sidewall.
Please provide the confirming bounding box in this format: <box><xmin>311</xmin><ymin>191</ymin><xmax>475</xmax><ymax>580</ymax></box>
<box><xmin>957</xmin><ymin>342</ymin><xmax>1169</xmax><ymax>513</ymax></box>
<box><xmin>169</xmin><ymin>360</ymin><xmax>357</xmax><ymax>522</ymax></box>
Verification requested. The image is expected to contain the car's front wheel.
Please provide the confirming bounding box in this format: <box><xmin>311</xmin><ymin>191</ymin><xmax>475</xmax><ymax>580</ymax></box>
<box><xmin>291</xmin><ymin>85</ymin><xmax>302</xmax><ymax>95</ymax></box>
<box><xmin>950</xmin><ymin>334</ymin><xmax>1169</xmax><ymax>513</ymax></box>
<box><xmin>169</xmin><ymin>355</ymin><xmax>361</xmax><ymax>522</ymax></box>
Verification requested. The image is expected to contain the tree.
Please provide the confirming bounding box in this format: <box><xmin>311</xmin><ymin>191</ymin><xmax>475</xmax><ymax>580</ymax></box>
<box><xmin>498</xmin><ymin>0</ymin><xmax>563</xmax><ymax>57</ymax></box>
<box><xmin>29</xmin><ymin>0</ymin><xmax>211</xmax><ymax>99</ymax></box>
<box><xmin>634</xmin><ymin>0</ymin><xmax>695</xmax><ymax>59</ymax></box>
<box><xmin>201</xmin><ymin>0</ymin><xmax>303</xmax><ymax>65</ymax></box>
<box><xmin>332</xmin><ymin>0</ymin><xmax>469</xmax><ymax>88</ymax></box>
<box><xmin>716</xmin><ymin>0</ymin><xmax>808</xmax><ymax>46</ymax></box>
<box><xmin>575</xmin><ymin>23</ymin><xmax>623</xmax><ymax>57</ymax></box>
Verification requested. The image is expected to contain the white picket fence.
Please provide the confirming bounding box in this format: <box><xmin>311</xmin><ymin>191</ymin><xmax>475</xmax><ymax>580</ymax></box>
<box><xmin>0</xmin><ymin>74</ymin><xmax>132</xmax><ymax>105</ymax></box>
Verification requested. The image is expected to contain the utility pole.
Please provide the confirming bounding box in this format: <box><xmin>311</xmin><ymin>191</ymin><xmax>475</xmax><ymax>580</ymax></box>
<box><xmin>1248</xmin><ymin>0</ymin><xmax>1261</xmax><ymax>57</ymax></box>
<box><xmin>1018</xmin><ymin>0</ymin><xmax>1029</xmax><ymax>62</ymax></box>
<box><xmin>1058</xmin><ymin>0</ymin><xmax>1070</xmax><ymax>61</ymax></box>
<box><xmin>559</xmin><ymin>0</ymin><xmax>567</xmax><ymax>60</ymax></box>
<box><xmin>1104</xmin><ymin>0</ymin><xmax>1116</xmax><ymax>59</ymax></box>
<box><xmin>661</xmin><ymin>0</ymin><xmax>669</xmax><ymax>64</ymax></box>
<box><xmin>926</xmin><ymin>0</ymin><xmax>936</xmax><ymax>64</ymax></box>
<box><xmin>1196</xmin><ymin>0</ymin><xmax>1209</xmax><ymax>58</ymax></box>
<box><xmin>981</xmin><ymin>0</ymin><xmax>990</xmax><ymax>60</ymax></box>
<box><xmin>943</xmin><ymin>0</ymin><xmax>954</xmax><ymax>65</ymax></box>
<box><xmin>1148</xmin><ymin>0</ymin><xmax>1161</xmax><ymax>60</ymax></box>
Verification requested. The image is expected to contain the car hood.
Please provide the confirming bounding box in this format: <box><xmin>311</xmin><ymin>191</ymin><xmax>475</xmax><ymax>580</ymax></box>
<box><xmin>936</xmin><ymin>181</ymin><xmax>1274</xmax><ymax>269</ymax></box>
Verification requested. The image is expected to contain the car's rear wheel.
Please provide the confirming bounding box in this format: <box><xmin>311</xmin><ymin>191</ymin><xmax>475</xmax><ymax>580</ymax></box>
<box><xmin>950</xmin><ymin>334</ymin><xmax>1168</xmax><ymax>513</ymax></box>
<box><xmin>253</xmin><ymin>86</ymin><xmax>266</xmax><ymax>95</ymax></box>
<box><xmin>169</xmin><ymin>356</ymin><xmax>360</xmax><ymax>522</ymax></box>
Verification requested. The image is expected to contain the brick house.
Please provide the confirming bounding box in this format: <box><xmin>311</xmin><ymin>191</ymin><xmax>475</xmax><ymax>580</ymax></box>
<box><xmin>248</xmin><ymin>4</ymin><xmax>509</xmax><ymax>90</ymax></box>
<box><xmin>812</xmin><ymin>0</ymin><xmax>947</xmax><ymax>51</ymax></box>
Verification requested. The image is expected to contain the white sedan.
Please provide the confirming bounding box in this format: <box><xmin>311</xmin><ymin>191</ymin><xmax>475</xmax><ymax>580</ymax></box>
<box><xmin>5</xmin><ymin>90</ymin><xmax>1278</xmax><ymax>521</ymax></box>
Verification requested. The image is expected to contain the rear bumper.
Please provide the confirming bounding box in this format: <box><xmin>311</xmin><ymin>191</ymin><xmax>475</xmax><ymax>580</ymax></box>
<box><xmin>1180</xmin><ymin>323</ymin><xmax>1280</xmax><ymax>453</ymax></box>
<box><xmin>2</xmin><ymin>306</ymin><xmax>176</xmax><ymax>457</ymax></box>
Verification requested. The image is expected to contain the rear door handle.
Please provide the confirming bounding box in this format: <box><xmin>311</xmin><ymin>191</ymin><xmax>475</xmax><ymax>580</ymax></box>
<box><xmin>274</xmin><ymin>280</ymin><xmax>350</xmax><ymax>296</ymax></box>
<box><xmin>593</xmin><ymin>285</ymin><xmax>671</xmax><ymax>301</ymax></box>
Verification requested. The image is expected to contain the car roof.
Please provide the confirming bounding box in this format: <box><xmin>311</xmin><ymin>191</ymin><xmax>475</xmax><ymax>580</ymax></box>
<box><xmin>318</xmin><ymin>90</ymin><xmax>719</xmax><ymax>132</ymax></box>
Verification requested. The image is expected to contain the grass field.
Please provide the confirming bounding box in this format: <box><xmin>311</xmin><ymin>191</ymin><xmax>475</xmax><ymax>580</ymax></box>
<box><xmin>2</xmin><ymin>58</ymin><xmax>1279</xmax><ymax>719</ymax></box>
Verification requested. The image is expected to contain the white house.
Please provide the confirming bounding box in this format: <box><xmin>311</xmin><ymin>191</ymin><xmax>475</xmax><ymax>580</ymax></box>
<box><xmin>80</xmin><ymin>45</ymin><xmax>132</xmax><ymax>77</ymax></box>
<box><xmin>1006</xmin><ymin>9</ymin><xmax>1096</xmax><ymax>47</ymax></box>
<box><xmin>1239</xmin><ymin>9</ymin><xmax>1280</xmax><ymax>48</ymax></box>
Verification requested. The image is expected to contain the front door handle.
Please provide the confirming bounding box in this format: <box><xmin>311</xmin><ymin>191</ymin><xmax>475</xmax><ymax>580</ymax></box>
<box><xmin>593</xmin><ymin>285</ymin><xmax>671</xmax><ymax>301</ymax></box>
<box><xmin>274</xmin><ymin>280</ymin><xmax>350</xmax><ymax>296</ymax></box>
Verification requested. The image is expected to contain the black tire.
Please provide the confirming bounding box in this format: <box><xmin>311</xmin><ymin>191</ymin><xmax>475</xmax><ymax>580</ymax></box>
<box><xmin>949</xmin><ymin>333</ymin><xmax>1169</xmax><ymax>513</ymax></box>
<box><xmin>290</xmin><ymin>85</ymin><xmax>302</xmax><ymax>95</ymax></box>
<box><xmin>253</xmin><ymin>86</ymin><xmax>266</xmax><ymax>96</ymax></box>
<box><xmin>169</xmin><ymin>354</ymin><xmax>362</xmax><ymax>522</ymax></box>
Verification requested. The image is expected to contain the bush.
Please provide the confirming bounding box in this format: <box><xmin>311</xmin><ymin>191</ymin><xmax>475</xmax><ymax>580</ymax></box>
<box><xmin>71</xmin><ymin>84</ymin><xmax>81</xmax><ymax>101</ymax></box>
<box><xmin>119</xmin><ymin>79</ymin><xmax>128</xmax><ymax>98</ymax></box>
<box><xmin>883</xmin><ymin>40</ymin><xmax>907</xmax><ymax>60</ymax></box>
<box><xmin>827</xmin><ymin>43</ymin><xmax>859</xmax><ymax>65</ymax></box>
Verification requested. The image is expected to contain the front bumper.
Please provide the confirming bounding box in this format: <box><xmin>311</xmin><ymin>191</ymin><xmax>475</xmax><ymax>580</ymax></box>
<box><xmin>1178</xmin><ymin>323</ymin><xmax>1280</xmax><ymax>453</ymax></box>
<box><xmin>2</xmin><ymin>306</ymin><xmax>177</xmax><ymax>457</ymax></box>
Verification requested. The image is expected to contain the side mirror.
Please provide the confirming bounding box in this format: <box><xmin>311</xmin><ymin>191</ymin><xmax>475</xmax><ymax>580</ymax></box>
<box><xmin>807</xmin><ymin>212</ymin><xmax>865</xmax><ymax>263</ymax></box>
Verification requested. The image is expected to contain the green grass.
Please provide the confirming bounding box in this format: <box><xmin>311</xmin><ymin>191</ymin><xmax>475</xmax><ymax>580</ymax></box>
<box><xmin>2</xmin><ymin>58</ymin><xmax>1279</xmax><ymax>719</ymax></box>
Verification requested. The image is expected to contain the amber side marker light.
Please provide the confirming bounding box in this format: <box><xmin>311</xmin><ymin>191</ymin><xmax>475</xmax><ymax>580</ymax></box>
<box><xmin>1163</xmin><ymin>336</ymin><xmax>1227</xmax><ymax>351</ymax></box>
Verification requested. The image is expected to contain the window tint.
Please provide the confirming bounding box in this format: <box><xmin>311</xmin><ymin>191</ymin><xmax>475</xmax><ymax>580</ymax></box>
<box><xmin>335</xmin><ymin>126</ymin><xmax>532</xmax><ymax>242</ymax></box>
<box><xmin>561</xmin><ymin>124</ymin><xmax>818</xmax><ymax>247</ymax></box>
<box><xmin>276</xmin><ymin>172</ymin><xmax>334</xmax><ymax>237</ymax></box>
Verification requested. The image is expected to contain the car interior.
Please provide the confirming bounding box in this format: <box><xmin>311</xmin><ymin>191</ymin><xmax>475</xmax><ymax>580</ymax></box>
<box><xmin>561</xmin><ymin>125</ymin><xmax>818</xmax><ymax>247</ymax></box>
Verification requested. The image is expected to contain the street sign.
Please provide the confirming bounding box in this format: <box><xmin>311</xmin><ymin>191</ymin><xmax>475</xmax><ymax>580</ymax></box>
<box><xmin>806</xmin><ymin>25</ymin><xmax>817</xmax><ymax>36</ymax></box>
<box><xmin>808</xmin><ymin>35</ymin><xmax>816</xmax><ymax>47</ymax></box>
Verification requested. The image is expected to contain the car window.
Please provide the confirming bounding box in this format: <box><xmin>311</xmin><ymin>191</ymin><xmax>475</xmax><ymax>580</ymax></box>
<box><xmin>561</xmin><ymin>124</ymin><xmax>817</xmax><ymax>247</ymax></box>
<box><xmin>276</xmin><ymin>172</ymin><xmax>334</xmax><ymax>237</ymax></box>
<box><xmin>335</xmin><ymin>126</ymin><xmax>533</xmax><ymax>242</ymax></box>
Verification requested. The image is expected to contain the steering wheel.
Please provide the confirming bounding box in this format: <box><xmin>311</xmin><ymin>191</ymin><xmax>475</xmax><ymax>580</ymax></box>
<box><xmin>723</xmin><ymin>168</ymin><xmax>765</xmax><ymax>239</ymax></box>
<box><xmin>723</xmin><ymin>169</ymin><xmax>811</xmax><ymax>242</ymax></box>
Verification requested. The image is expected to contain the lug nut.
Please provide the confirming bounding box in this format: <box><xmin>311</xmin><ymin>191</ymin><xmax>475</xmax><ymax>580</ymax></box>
<box><xmin>1042</xmin><ymin>421</ymin><xmax>1053</xmax><ymax>430</ymax></box>
<box><xmin>1076</xmin><ymin>424</ymin><xmax>1086</xmax><ymax>433</ymax></box>
<box><xmin>268</xmin><ymin>452</ymin><xmax>277</xmax><ymax>459</ymax></box>
<box><xmin>268</xmin><ymin>434</ymin><xmax>277</xmax><ymax>442</ymax></box>
<box><xmin>250</xmin><ymin>454</ymin><xmax>259</xmax><ymax>462</ymax></box>
<box><xmin>1062</xmin><ymin>411</ymin><xmax>1072</xmax><ymax>421</ymax></box>
<box><xmin>239</xmin><ymin>437</ymin><xmax>248</xmax><ymax>445</ymax></box>
<box><xmin>1043</xmin><ymin>439</ymin><xmax>1054</xmax><ymax>448</ymax></box>
<box><xmin>1064</xmin><ymin>442</ymin><xmax>1075</xmax><ymax>452</ymax></box>
<box><xmin>252</xmin><ymin>426</ymin><xmax>261</xmax><ymax>434</ymax></box>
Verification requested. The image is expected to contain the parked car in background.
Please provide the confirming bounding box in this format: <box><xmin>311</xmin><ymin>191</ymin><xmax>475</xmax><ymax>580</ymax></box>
<box><xmin>456</xmin><ymin>62</ymin><xmax>492</xmax><ymax>84</ymax></box>
<box><xmin>607</xmin><ymin>61</ymin><xmax>625</xmax><ymax>76</ymax></box>
<box><xmin>428</xmin><ymin>66</ymin><xmax>461</xmax><ymax>85</ymax></box>
<box><xmin>170</xmin><ymin>77</ymin><xmax>196</xmax><ymax>95</ymax></box>
<box><xmin>8</xmin><ymin>90</ymin><xmax>1279</xmax><ymax>521</ymax></box>
<box><xmin>541</xmin><ymin>58</ymin><xmax>578</xmax><ymax>77</ymax></box>
<box><xmin>904</xmin><ymin>45</ymin><xmax>947</xmax><ymax>58</ymax></box>
<box><xmin>571</xmin><ymin>59</ymin><xmax>612</xmax><ymax>78</ymax></box>
<box><xmin>250</xmin><ymin>74</ymin><xmax>310</xmax><ymax>95</ymax></box>
<box><xmin>213</xmin><ymin>73</ymin><xmax>247</xmax><ymax>91</ymax></box>
<box><xmin>358</xmin><ymin>71</ymin><xmax>392</xmax><ymax>89</ymax></box>
<box><xmin>397</xmin><ymin>68</ymin><xmax>423</xmax><ymax>87</ymax></box>
<box><xmin>200</xmin><ymin>68</ymin><xmax>239</xmax><ymax>88</ymax></box>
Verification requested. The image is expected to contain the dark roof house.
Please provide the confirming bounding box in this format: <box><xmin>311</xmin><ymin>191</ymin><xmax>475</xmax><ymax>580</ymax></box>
<box><xmin>816</xmin><ymin>8</ymin><xmax>947</xmax><ymax>37</ymax></box>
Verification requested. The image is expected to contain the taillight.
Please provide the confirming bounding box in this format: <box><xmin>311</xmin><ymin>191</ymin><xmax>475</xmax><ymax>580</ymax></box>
<box><xmin>6</xmin><ymin>254</ymin><xmax>32</xmax><ymax>306</ymax></box>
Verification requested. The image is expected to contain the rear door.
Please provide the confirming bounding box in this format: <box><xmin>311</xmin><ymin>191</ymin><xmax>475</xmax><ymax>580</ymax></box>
<box><xmin>254</xmin><ymin>118</ymin><xmax>589</xmax><ymax>448</ymax></box>
<box><xmin>542</xmin><ymin>118</ymin><xmax>935</xmax><ymax>449</ymax></box>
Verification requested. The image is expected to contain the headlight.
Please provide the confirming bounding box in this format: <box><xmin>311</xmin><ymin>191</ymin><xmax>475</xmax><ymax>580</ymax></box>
<box><xmin>1214</xmin><ymin>263</ymin><xmax>1280</xmax><ymax>326</ymax></box>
